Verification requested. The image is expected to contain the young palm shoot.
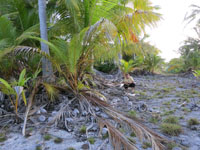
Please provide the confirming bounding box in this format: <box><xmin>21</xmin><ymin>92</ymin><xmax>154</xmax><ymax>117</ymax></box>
<box><xmin>0</xmin><ymin>69</ymin><xmax>30</xmax><ymax>114</ymax></box>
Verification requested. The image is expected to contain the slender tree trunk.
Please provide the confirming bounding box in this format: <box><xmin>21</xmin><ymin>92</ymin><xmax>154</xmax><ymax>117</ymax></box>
<box><xmin>117</xmin><ymin>37</ymin><xmax>123</xmax><ymax>78</ymax></box>
<box><xmin>38</xmin><ymin>0</ymin><xmax>53</xmax><ymax>80</ymax></box>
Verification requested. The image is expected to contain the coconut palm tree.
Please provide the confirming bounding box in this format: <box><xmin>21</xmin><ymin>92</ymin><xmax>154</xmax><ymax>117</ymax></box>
<box><xmin>185</xmin><ymin>4</ymin><xmax>200</xmax><ymax>26</ymax></box>
<box><xmin>38</xmin><ymin>0</ymin><xmax>53</xmax><ymax>79</ymax></box>
<box><xmin>0</xmin><ymin>0</ymin><xmax>40</xmax><ymax>77</ymax></box>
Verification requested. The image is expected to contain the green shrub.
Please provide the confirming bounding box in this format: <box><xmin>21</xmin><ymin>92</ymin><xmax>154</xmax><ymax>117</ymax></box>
<box><xmin>142</xmin><ymin>142</ymin><xmax>152</xmax><ymax>149</ymax></box>
<box><xmin>88</xmin><ymin>137</ymin><xmax>95</xmax><ymax>144</ymax></box>
<box><xmin>94</xmin><ymin>61</ymin><xmax>118</xmax><ymax>73</ymax></box>
<box><xmin>188</xmin><ymin>118</ymin><xmax>200</xmax><ymax>126</ymax></box>
<box><xmin>166</xmin><ymin>142</ymin><xmax>177</xmax><ymax>150</ymax></box>
<box><xmin>35</xmin><ymin>145</ymin><xmax>42</xmax><ymax>150</ymax></box>
<box><xmin>127</xmin><ymin>137</ymin><xmax>136</xmax><ymax>144</ymax></box>
<box><xmin>161</xmin><ymin>110</ymin><xmax>175</xmax><ymax>116</ymax></box>
<box><xmin>43</xmin><ymin>134</ymin><xmax>52</xmax><ymax>141</ymax></box>
<box><xmin>0</xmin><ymin>133</ymin><xmax>6</xmax><ymax>142</ymax></box>
<box><xmin>130</xmin><ymin>132</ymin><xmax>136</xmax><ymax>137</ymax></box>
<box><xmin>54</xmin><ymin>137</ymin><xmax>63</xmax><ymax>144</ymax></box>
<box><xmin>128</xmin><ymin>110</ymin><xmax>137</xmax><ymax>118</ymax></box>
<box><xmin>150</xmin><ymin>117</ymin><xmax>159</xmax><ymax>124</ymax></box>
<box><xmin>160</xmin><ymin>123</ymin><xmax>182</xmax><ymax>136</ymax></box>
<box><xmin>163</xmin><ymin>116</ymin><xmax>179</xmax><ymax>124</ymax></box>
<box><xmin>80</xmin><ymin>125</ymin><xmax>87</xmax><ymax>134</ymax></box>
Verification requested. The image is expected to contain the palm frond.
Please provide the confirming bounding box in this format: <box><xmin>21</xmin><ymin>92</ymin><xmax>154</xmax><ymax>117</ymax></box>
<box><xmin>0</xmin><ymin>16</ymin><xmax>16</xmax><ymax>48</ymax></box>
<box><xmin>83</xmin><ymin>92</ymin><xmax>167</xmax><ymax>150</ymax></box>
<box><xmin>99</xmin><ymin>118</ymin><xmax>138</xmax><ymax>150</ymax></box>
<box><xmin>184</xmin><ymin>4</ymin><xmax>200</xmax><ymax>25</ymax></box>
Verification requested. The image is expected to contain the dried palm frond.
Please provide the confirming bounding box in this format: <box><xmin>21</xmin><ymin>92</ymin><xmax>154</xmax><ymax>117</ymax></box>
<box><xmin>14</xmin><ymin>46</ymin><xmax>39</xmax><ymax>56</ymax></box>
<box><xmin>83</xmin><ymin>92</ymin><xmax>167</xmax><ymax>150</ymax></box>
<box><xmin>99</xmin><ymin>118</ymin><xmax>138</xmax><ymax>150</ymax></box>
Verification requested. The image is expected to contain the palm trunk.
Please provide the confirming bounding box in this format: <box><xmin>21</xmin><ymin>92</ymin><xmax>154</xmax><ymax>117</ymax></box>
<box><xmin>38</xmin><ymin>0</ymin><xmax>53</xmax><ymax>79</ymax></box>
<box><xmin>117</xmin><ymin>37</ymin><xmax>123</xmax><ymax>77</ymax></box>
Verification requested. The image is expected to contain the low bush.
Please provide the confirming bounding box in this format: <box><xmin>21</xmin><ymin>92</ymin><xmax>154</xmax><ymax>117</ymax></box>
<box><xmin>188</xmin><ymin>118</ymin><xmax>200</xmax><ymax>126</ymax></box>
<box><xmin>160</xmin><ymin>123</ymin><xmax>182</xmax><ymax>136</ymax></box>
<box><xmin>163</xmin><ymin>116</ymin><xmax>179</xmax><ymax>124</ymax></box>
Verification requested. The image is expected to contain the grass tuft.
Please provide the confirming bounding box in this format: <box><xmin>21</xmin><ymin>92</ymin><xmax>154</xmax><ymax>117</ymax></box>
<box><xmin>88</xmin><ymin>137</ymin><xmax>95</xmax><ymax>144</ymax></box>
<box><xmin>35</xmin><ymin>145</ymin><xmax>42</xmax><ymax>150</ymax></box>
<box><xmin>80</xmin><ymin>125</ymin><xmax>86</xmax><ymax>134</ymax></box>
<box><xmin>188</xmin><ymin>118</ymin><xmax>200</xmax><ymax>126</ymax></box>
<box><xmin>0</xmin><ymin>133</ymin><xmax>6</xmax><ymax>142</ymax></box>
<box><xmin>149</xmin><ymin>117</ymin><xmax>159</xmax><ymax>124</ymax></box>
<box><xmin>54</xmin><ymin>137</ymin><xmax>63</xmax><ymax>144</ymax></box>
<box><xmin>166</xmin><ymin>142</ymin><xmax>177</xmax><ymax>150</ymax></box>
<box><xmin>160</xmin><ymin>123</ymin><xmax>182</xmax><ymax>136</ymax></box>
<box><xmin>127</xmin><ymin>137</ymin><xmax>136</xmax><ymax>144</ymax></box>
<box><xmin>128</xmin><ymin>110</ymin><xmax>137</xmax><ymax>118</ymax></box>
<box><xmin>130</xmin><ymin>132</ymin><xmax>136</xmax><ymax>137</ymax></box>
<box><xmin>163</xmin><ymin>116</ymin><xmax>179</xmax><ymax>124</ymax></box>
<box><xmin>43</xmin><ymin>134</ymin><xmax>52</xmax><ymax>141</ymax></box>
<box><xmin>142</xmin><ymin>142</ymin><xmax>152</xmax><ymax>149</ymax></box>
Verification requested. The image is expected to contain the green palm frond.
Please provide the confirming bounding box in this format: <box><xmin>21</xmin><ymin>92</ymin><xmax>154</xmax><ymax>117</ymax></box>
<box><xmin>0</xmin><ymin>68</ymin><xmax>29</xmax><ymax>112</ymax></box>
<box><xmin>18</xmin><ymin>69</ymin><xmax>30</xmax><ymax>86</ymax></box>
<box><xmin>0</xmin><ymin>16</ymin><xmax>16</xmax><ymax>50</ymax></box>
<box><xmin>0</xmin><ymin>0</ymin><xmax>39</xmax><ymax>33</ymax></box>
<box><xmin>120</xmin><ymin>59</ymin><xmax>135</xmax><ymax>74</ymax></box>
<box><xmin>193</xmin><ymin>70</ymin><xmax>200</xmax><ymax>78</ymax></box>
<box><xmin>0</xmin><ymin>78</ymin><xmax>15</xmax><ymax>95</ymax></box>
<box><xmin>12</xmin><ymin>18</ymin><xmax>120</xmax><ymax>91</ymax></box>
<box><xmin>185</xmin><ymin>4</ymin><xmax>200</xmax><ymax>25</ymax></box>
<box><xmin>143</xmin><ymin>53</ymin><xmax>164</xmax><ymax>73</ymax></box>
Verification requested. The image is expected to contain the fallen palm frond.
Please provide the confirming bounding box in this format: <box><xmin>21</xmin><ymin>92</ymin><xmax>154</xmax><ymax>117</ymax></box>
<box><xmin>47</xmin><ymin>98</ymin><xmax>75</xmax><ymax>126</ymax></box>
<box><xmin>82</xmin><ymin>91</ymin><xmax>167</xmax><ymax>150</ymax></box>
<box><xmin>99</xmin><ymin>118</ymin><xmax>138</xmax><ymax>150</ymax></box>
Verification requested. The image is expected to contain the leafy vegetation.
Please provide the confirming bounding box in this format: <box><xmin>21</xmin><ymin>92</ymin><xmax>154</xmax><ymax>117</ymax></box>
<box><xmin>43</xmin><ymin>134</ymin><xmax>52</xmax><ymax>141</ymax></box>
<box><xmin>2</xmin><ymin>0</ymin><xmax>199</xmax><ymax>150</ymax></box>
<box><xmin>160</xmin><ymin>123</ymin><xmax>182</xmax><ymax>136</ymax></box>
<box><xmin>0</xmin><ymin>69</ymin><xmax>29</xmax><ymax>114</ymax></box>
<box><xmin>88</xmin><ymin>137</ymin><xmax>95</xmax><ymax>144</ymax></box>
<box><xmin>0</xmin><ymin>133</ymin><xmax>7</xmax><ymax>142</ymax></box>
<box><xmin>142</xmin><ymin>142</ymin><xmax>152</xmax><ymax>149</ymax></box>
<box><xmin>163</xmin><ymin>116</ymin><xmax>179</xmax><ymax>124</ymax></box>
<box><xmin>80</xmin><ymin>125</ymin><xmax>87</xmax><ymax>134</ymax></box>
<box><xmin>128</xmin><ymin>110</ymin><xmax>137</xmax><ymax>118</ymax></box>
<box><xmin>187</xmin><ymin>118</ymin><xmax>200</xmax><ymax>126</ymax></box>
<box><xmin>67</xmin><ymin>147</ymin><xmax>76</xmax><ymax>150</ymax></box>
<box><xmin>193</xmin><ymin>70</ymin><xmax>200</xmax><ymax>78</ymax></box>
<box><xmin>54</xmin><ymin>137</ymin><xmax>63</xmax><ymax>144</ymax></box>
<box><xmin>166</xmin><ymin>4</ymin><xmax>200</xmax><ymax>73</ymax></box>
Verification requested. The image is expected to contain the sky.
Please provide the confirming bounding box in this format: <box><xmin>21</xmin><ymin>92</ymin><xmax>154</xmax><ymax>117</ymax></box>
<box><xmin>146</xmin><ymin>0</ymin><xmax>200</xmax><ymax>62</ymax></box>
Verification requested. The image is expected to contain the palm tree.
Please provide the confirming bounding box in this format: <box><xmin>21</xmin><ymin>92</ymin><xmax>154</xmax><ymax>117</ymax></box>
<box><xmin>0</xmin><ymin>0</ymin><xmax>40</xmax><ymax>77</ymax></box>
<box><xmin>185</xmin><ymin>4</ymin><xmax>200</xmax><ymax>26</ymax></box>
<box><xmin>38</xmin><ymin>0</ymin><xmax>53</xmax><ymax>79</ymax></box>
<box><xmin>48</xmin><ymin>0</ymin><xmax>161</xmax><ymax>74</ymax></box>
<box><xmin>0</xmin><ymin>1</ymin><xmax>168</xmax><ymax>149</ymax></box>
<box><xmin>185</xmin><ymin>4</ymin><xmax>200</xmax><ymax>39</ymax></box>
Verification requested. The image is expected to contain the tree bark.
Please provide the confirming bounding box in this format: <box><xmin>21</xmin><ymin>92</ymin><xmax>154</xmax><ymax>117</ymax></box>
<box><xmin>38</xmin><ymin>0</ymin><xmax>53</xmax><ymax>80</ymax></box>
